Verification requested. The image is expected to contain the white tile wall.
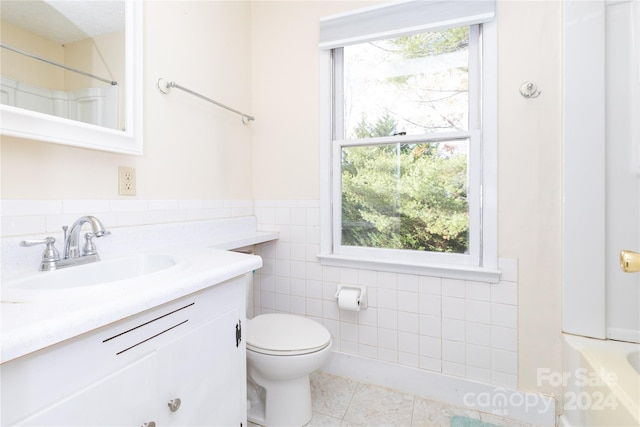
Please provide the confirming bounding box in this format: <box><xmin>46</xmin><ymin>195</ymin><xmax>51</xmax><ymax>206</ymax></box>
<box><xmin>253</xmin><ymin>200</ymin><xmax>519</xmax><ymax>389</ymax></box>
<box><xmin>0</xmin><ymin>199</ymin><xmax>254</xmax><ymax>237</ymax></box>
<box><xmin>1</xmin><ymin>197</ymin><xmax>519</xmax><ymax>389</ymax></box>
<box><xmin>0</xmin><ymin>199</ymin><xmax>255</xmax><ymax>275</ymax></box>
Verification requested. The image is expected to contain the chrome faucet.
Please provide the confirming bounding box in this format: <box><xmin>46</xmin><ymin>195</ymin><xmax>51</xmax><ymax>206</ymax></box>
<box><xmin>63</xmin><ymin>215</ymin><xmax>109</xmax><ymax>259</ymax></box>
<box><xmin>21</xmin><ymin>215</ymin><xmax>110</xmax><ymax>271</ymax></box>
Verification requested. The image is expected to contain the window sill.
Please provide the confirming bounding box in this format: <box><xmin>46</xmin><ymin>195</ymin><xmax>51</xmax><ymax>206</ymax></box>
<box><xmin>317</xmin><ymin>253</ymin><xmax>501</xmax><ymax>283</ymax></box>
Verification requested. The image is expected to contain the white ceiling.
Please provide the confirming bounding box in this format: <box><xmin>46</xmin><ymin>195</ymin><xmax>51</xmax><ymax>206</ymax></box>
<box><xmin>1</xmin><ymin>0</ymin><xmax>125</xmax><ymax>45</ymax></box>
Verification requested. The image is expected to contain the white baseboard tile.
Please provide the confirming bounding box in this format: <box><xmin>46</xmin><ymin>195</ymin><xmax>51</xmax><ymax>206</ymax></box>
<box><xmin>321</xmin><ymin>350</ymin><xmax>556</xmax><ymax>427</ymax></box>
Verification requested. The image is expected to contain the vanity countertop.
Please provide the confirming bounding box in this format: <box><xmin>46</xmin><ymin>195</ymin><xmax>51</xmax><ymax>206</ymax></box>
<box><xmin>0</xmin><ymin>232</ymin><xmax>275</xmax><ymax>364</ymax></box>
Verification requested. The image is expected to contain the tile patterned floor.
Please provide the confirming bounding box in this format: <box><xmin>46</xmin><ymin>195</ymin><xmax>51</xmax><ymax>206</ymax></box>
<box><xmin>308</xmin><ymin>372</ymin><xmax>536</xmax><ymax>427</ymax></box>
<box><xmin>249</xmin><ymin>371</ymin><xmax>536</xmax><ymax>427</ymax></box>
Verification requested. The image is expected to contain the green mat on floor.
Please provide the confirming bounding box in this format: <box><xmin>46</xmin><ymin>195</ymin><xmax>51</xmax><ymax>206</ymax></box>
<box><xmin>450</xmin><ymin>416</ymin><xmax>499</xmax><ymax>427</ymax></box>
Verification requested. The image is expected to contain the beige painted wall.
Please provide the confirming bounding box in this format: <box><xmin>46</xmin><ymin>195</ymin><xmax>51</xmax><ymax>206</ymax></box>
<box><xmin>1</xmin><ymin>1</ymin><xmax>254</xmax><ymax>200</ymax></box>
<box><xmin>1</xmin><ymin>0</ymin><xmax>563</xmax><ymax>395</ymax></box>
<box><xmin>1</xmin><ymin>26</ymin><xmax>124</xmax><ymax>93</ymax></box>
<box><xmin>1</xmin><ymin>21</ymin><xmax>65</xmax><ymax>90</ymax></box>
<box><xmin>1</xmin><ymin>23</ymin><xmax>125</xmax><ymax>129</ymax></box>
<box><xmin>65</xmin><ymin>31</ymin><xmax>126</xmax><ymax>128</ymax></box>
<box><xmin>250</xmin><ymin>0</ymin><xmax>563</xmax><ymax>394</ymax></box>
<box><xmin>64</xmin><ymin>31</ymin><xmax>124</xmax><ymax>91</ymax></box>
<box><xmin>496</xmin><ymin>0</ymin><xmax>563</xmax><ymax>394</ymax></box>
<box><xmin>250</xmin><ymin>1</ymin><xmax>383</xmax><ymax>200</ymax></box>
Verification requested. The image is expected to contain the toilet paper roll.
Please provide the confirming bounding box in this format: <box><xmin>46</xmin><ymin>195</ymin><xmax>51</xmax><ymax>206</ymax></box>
<box><xmin>338</xmin><ymin>288</ymin><xmax>361</xmax><ymax>312</ymax></box>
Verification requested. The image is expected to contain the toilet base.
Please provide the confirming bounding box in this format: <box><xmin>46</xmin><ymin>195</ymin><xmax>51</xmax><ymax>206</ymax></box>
<box><xmin>247</xmin><ymin>375</ymin><xmax>312</xmax><ymax>427</ymax></box>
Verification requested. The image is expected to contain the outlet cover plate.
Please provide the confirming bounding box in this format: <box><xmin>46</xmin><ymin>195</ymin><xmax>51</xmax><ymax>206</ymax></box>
<box><xmin>118</xmin><ymin>166</ymin><xmax>136</xmax><ymax>196</ymax></box>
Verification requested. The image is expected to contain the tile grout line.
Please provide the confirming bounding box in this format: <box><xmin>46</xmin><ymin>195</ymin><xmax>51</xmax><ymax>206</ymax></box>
<box><xmin>409</xmin><ymin>395</ymin><xmax>417</xmax><ymax>427</ymax></box>
<box><xmin>340</xmin><ymin>379</ymin><xmax>361</xmax><ymax>424</ymax></box>
<box><xmin>308</xmin><ymin>372</ymin><xmax>535</xmax><ymax>427</ymax></box>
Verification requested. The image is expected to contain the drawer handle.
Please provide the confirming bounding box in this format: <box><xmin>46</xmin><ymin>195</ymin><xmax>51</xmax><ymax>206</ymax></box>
<box><xmin>168</xmin><ymin>398</ymin><xmax>182</xmax><ymax>412</ymax></box>
<box><xmin>141</xmin><ymin>422</ymin><xmax>156</xmax><ymax>427</ymax></box>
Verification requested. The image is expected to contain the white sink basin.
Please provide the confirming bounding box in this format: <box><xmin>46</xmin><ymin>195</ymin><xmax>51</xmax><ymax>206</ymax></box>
<box><xmin>4</xmin><ymin>254</ymin><xmax>183</xmax><ymax>292</ymax></box>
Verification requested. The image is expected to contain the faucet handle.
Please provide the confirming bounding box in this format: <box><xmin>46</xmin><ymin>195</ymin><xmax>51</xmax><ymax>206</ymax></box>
<box><xmin>20</xmin><ymin>237</ymin><xmax>61</xmax><ymax>270</ymax></box>
<box><xmin>21</xmin><ymin>236</ymin><xmax>57</xmax><ymax>250</ymax></box>
<box><xmin>82</xmin><ymin>233</ymin><xmax>98</xmax><ymax>256</ymax></box>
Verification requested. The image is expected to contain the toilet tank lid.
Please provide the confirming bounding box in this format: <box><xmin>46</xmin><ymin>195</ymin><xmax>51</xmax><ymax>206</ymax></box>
<box><xmin>247</xmin><ymin>314</ymin><xmax>331</xmax><ymax>352</ymax></box>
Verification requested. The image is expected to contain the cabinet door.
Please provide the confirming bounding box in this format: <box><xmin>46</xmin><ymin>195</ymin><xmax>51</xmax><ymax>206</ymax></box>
<box><xmin>156</xmin><ymin>307</ymin><xmax>245</xmax><ymax>427</ymax></box>
<box><xmin>16</xmin><ymin>352</ymin><xmax>157</xmax><ymax>427</ymax></box>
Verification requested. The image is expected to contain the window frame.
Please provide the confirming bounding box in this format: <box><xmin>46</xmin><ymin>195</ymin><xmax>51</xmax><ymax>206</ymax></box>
<box><xmin>319</xmin><ymin>1</ymin><xmax>499</xmax><ymax>282</ymax></box>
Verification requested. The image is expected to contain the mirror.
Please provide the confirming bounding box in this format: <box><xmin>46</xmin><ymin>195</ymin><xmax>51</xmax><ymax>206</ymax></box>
<box><xmin>0</xmin><ymin>0</ymin><xmax>142</xmax><ymax>154</ymax></box>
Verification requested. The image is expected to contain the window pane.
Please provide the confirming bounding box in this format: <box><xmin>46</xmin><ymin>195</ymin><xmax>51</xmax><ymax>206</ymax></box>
<box><xmin>341</xmin><ymin>140</ymin><xmax>469</xmax><ymax>253</ymax></box>
<box><xmin>343</xmin><ymin>27</ymin><xmax>469</xmax><ymax>138</ymax></box>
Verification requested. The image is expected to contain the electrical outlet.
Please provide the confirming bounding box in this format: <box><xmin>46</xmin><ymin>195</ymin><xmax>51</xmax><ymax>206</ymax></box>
<box><xmin>118</xmin><ymin>166</ymin><xmax>136</xmax><ymax>196</ymax></box>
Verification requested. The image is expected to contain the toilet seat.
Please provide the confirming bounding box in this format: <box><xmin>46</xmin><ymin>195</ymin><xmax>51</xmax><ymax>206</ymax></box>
<box><xmin>247</xmin><ymin>314</ymin><xmax>331</xmax><ymax>356</ymax></box>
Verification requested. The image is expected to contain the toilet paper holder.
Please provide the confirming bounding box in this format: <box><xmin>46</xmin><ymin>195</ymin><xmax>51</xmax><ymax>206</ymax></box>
<box><xmin>334</xmin><ymin>284</ymin><xmax>368</xmax><ymax>309</ymax></box>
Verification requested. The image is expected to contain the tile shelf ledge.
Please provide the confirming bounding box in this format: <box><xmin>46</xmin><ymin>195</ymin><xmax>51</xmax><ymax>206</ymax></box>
<box><xmin>317</xmin><ymin>253</ymin><xmax>501</xmax><ymax>283</ymax></box>
<box><xmin>206</xmin><ymin>231</ymin><xmax>279</xmax><ymax>251</ymax></box>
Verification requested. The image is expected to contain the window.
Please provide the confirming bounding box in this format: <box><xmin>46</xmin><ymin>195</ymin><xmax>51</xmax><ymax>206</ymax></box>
<box><xmin>319</xmin><ymin>1</ymin><xmax>498</xmax><ymax>281</ymax></box>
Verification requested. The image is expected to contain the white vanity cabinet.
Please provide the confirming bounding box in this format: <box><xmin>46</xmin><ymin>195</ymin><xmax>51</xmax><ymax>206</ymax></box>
<box><xmin>0</xmin><ymin>274</ymin><xmax>249</xmax><ymax>427</ymax></box>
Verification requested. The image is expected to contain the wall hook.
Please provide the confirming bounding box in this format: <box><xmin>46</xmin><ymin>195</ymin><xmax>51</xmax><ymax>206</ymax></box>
<box><xmin>519</xmin><ymin>81</ymin><xmax>541</xmax><ymax>99</ymax></box>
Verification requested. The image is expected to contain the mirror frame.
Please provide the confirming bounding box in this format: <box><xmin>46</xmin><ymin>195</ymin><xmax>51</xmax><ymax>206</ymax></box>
<box><xmin>0</xmin><ymin>0</ymin><xmax>143</xmax><ymax>155</ymax></box>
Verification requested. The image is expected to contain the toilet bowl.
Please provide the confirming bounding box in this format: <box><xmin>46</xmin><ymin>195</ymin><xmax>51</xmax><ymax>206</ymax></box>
<box><xmin>246</xmin><ymin>313</ymin><xmax>332</xmax><ymax>427</ymax></box>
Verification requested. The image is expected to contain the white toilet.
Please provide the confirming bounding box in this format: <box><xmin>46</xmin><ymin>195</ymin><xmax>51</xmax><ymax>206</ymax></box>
<box><xmin>246</xmin><ymin>313</ymin><xmax>332</xmax><ymax>427</ymax></box>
